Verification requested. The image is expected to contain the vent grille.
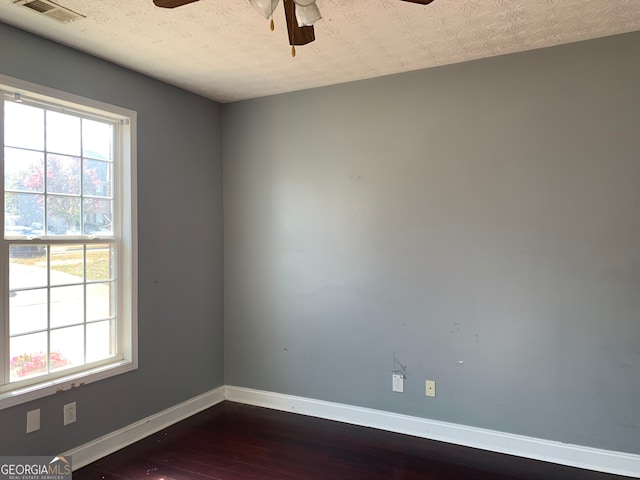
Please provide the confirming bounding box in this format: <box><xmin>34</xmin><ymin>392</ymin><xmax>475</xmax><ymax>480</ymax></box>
<box><xmin>22</xmin><ymin>0</ymin><xmax>54</xmax><ymax>13</ymax></box>
<box><xmin>14</xmin><ymin>0</ymin><xmax>85</xmax><ymax>23</ymax></box>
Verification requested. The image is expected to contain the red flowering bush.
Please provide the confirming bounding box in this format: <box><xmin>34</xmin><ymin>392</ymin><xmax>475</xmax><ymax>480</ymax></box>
<box><xmin>10</xmin><ymin>351</ymin><xmax>71</xmax><ymax>378</ymax></box>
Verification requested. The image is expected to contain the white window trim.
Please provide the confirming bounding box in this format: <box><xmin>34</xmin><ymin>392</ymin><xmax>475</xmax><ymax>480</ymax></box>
<box><xmin>0</xmin><ymin>73</ymin><xmax>138</xmax><ymax>410</ymax></box>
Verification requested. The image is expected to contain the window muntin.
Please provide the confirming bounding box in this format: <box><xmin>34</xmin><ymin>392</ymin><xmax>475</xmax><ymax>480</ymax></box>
<box><xmin>0</xmin><ymin>75</ymin><xmax>137</xmax><ymax>408</ymax></box>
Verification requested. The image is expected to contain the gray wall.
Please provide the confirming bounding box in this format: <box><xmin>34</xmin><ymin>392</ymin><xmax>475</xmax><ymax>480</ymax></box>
<box><xmin>0</xmin><ymin>22</ymin><xmax>224</xmax><ymax>455</ymax></box>
<box><xmin>223</xmin><ymin>32</ymin><xmax>640</xmax><ymax>454</ymax></box>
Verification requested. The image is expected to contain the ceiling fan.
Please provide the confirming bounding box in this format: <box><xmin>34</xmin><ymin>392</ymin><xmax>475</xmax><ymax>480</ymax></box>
<box><xmin>153</xmin><ymin>0</ymin><xmax>434</xmax><ymax>56</ymax></box>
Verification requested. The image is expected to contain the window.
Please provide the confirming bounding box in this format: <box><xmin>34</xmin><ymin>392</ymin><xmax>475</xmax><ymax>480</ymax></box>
<box><xmin>0</xmin><ymin>74</ymin><xmax>137</xmax><ymax>409</ymax></box>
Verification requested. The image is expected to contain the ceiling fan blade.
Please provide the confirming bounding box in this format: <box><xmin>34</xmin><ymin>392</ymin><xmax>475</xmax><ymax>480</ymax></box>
<box><xmin>153</xmin><ymin>0</ymin><xmax>201</xmax><ymax>8</ymax></box>
<box><xmin>283</xmin><ymin>0</ymin><xmax>315</xmax><ymax>46</ymax></box>
<box><xmin>400</xmin><ymin>0</ymin><xmax>435</xmax><ymax>4</ymax></box>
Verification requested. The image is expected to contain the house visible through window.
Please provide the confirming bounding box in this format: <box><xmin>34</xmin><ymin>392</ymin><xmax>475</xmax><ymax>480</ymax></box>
<box><xmin>0</xmin><ymin>75</ymin><xmax>137</xmax><ymax>408</ymax></box>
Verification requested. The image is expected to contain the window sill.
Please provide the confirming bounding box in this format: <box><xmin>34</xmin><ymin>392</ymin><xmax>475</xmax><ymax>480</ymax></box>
<box><xmin>0</xmin><ymin>359</ymin><xmax>137</xmax><ymax>410</ymax></box>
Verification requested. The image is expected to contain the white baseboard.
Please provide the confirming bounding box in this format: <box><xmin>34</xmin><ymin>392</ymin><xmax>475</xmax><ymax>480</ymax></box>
<box><xmin>224</xmin><ymin>386</ymin><xmax>640</xmax><ymax>478</ymax></box>
<box><xmin>62</xmin><ymin>385</ymin><xmax>639</xmax><ymax>478</ymax></box>
<box><xmin>64</xmin><ymin>386</ymin><xmax>225</xmax><ymax>470</ymax></box>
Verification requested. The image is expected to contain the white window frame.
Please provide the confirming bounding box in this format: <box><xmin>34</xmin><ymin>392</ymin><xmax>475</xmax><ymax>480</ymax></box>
<box><xmin>0</xmin><ymin>74</ymin><xmax>137</xmax><ymax>410</ymax></box>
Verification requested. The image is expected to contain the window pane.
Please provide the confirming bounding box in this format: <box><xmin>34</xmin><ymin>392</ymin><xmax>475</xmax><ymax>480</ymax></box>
<box><xmin>10</xmin><ymin>288</ymin><xmax>47</xmax><ymax>336</ymax></box>
<box><xmin>86</xmin><ymin>244</ymin><xmax>114</xmax><ymax>281</ymax></box>
<box><xmin>50</xmin><ymin>285</ymin><xmax>84</xmax><ymax>328</ymax></box>
<box><xmin>47</xmin><ymin>195</ymin><xmax>81</xmax><ymax>235</ymax></box>
<box><xmin>5</xmin><ymin>192</ymin><xmax>44</xmax><ymax>236</ymax></box>
<box><xmin>4</xmin><ymin>147</ymin><xmax>44</xmax><ymax>193</ymax></box>
<box><xmin>49</xmin><ymin>350</ymin><xmax>74</xmax><ymax>374</ymax></box>
<box><xmin>46</xmin><ymin>154</ymin><xmax>81</xmax><ymax>195</ymax></box>
<box><xmin>83</xmin><ymin>198</ymin><xmax>113</xmax><ymax>235</ymax></box>
<box><xmin>4</xmin><ymin>102</ymin><xmax>44</xmax><ymax>151</ymax></box>
<box><xmin>9</xmin><ymin>244</ymin><xmax>47</xmax><ymax>289</ymax></box>
<box><xmin>87</xmin><ymin>283</ymin><xmax>114</xmax><ymax>321</ymax></box>
<box><xmin>50</xmin><ymin>326</ymin><xmax>84</xmax><ymax>371</ymax></box>
<box><xmin>9</xmin><ymin>332</ymin><xmax>48</xmax><ymax>382</ymax></box>
<box><xmin>83</xmin><ymin>119</ymin><xmax>113</xmax><ymax>161</ymax></box>
<box><xmin>83</xmin><ymin>159</ymin><xmax>112</xmax><ymax>198</ymax></box>
<box><xmin>86</xmin><ymin>320</ymin><xmax>115</xmax><ymax>363</ymax></box>
<box><xmin>50</xmin><ymin>244</ymin><xmax>83</xmax><ymax>286</ymax></box>
<box><xmin>46</xmin><ymin>111</ymin><xmax>81</xmax><ymax>156</ymax></box>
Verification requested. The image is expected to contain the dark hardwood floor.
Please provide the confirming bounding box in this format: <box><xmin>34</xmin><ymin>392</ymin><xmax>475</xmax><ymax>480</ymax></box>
<box><xmin>73</xmin><ymin>401</ymin><xmax>631</xmax><ymax>480</ymax></box>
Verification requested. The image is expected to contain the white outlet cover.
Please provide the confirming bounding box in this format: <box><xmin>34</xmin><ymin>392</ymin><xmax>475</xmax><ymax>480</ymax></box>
<box><xmin>392</xmin><ymin>374</ymin><xmax>404</xmax><ymax>393</ymax></box>
<box><xmin>26</xmin><ymin>409</ymin><xmax>40</xmax><ymax>433</ymax></box>
<box><xmin>63</xmin><ymin>402</ymin><xmax>77</xmax><ymax>426</ymax></box>
<box><xmin>426</xmin><ymin>380</ymin><xmax>436</xmax><ymax>397</ymax></box>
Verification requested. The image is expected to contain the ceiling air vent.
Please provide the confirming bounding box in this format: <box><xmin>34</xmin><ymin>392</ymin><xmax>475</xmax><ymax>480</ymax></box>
<box><xmin>13</xmin><ymin>0</ymin><xmax>85</xmax><ymax>23</ymax></box>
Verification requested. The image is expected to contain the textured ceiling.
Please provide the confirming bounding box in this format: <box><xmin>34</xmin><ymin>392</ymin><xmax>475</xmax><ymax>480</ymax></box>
<box><xmin>0</xmin><ymin>0</ymin><xmax>639</xmax><ymax>103</ymax></box>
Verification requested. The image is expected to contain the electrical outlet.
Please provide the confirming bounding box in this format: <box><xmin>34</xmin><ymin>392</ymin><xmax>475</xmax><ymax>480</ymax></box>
<box><xmin>63</xmin><ymin>402</ymin><xmax>76</xmax><ymax>426</ymax></box>
<box><xmin>26</xmin><ymin>409</ymin><xmax>40</xmax><ymax>433</ymax></box>
<box><xmin>426</xmin><ymin>380</ymin><xmax>436</xmax><ymax>397</ymax></box>
<box><xmin>392</xmin><ymin>373</ymin><xmax>404</xmax><ymax>393</ymax></box>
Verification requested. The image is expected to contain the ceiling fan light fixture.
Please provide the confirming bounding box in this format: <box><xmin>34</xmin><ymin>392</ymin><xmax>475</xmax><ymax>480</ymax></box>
<box><xmin>294</xmin><ymin>2</ymin><xmax>321</xmax><ymax>27</ymax></box>
<box><xmin>400</xmin><ymin>0</ymin><xmax>435</xmax><ymax>4</ymax></box>
<box><xmin>249</xmin><ymin>0</ymin><xmax>280</xmax><ymax>19</ymax></box>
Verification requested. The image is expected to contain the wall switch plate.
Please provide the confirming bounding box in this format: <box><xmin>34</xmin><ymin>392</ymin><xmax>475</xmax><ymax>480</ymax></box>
<box><xmin>426</xmin><ymin>380</ymin><xmax>436</xmax><ymax>397</ymax></box>
<box><xmin>392</xmin><ymin>373</ymin><xmax>404</xmax><ymax>393</ymax></box>
<box><xmin>26</xmin><ymin>409</ymin><xmax>40</xmax><ymax>433</ymax></box>
<box><xmin>63</xmin><ymin>402</ymin><xmax>76</xmax><ymax>426</ymax></box>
